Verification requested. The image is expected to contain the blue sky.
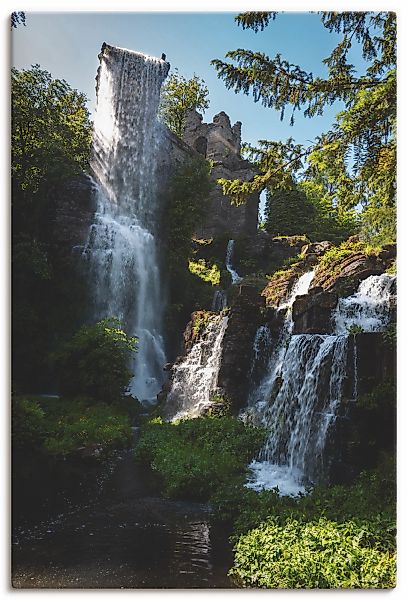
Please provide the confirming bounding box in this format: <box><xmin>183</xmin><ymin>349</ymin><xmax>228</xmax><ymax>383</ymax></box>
<box><xmin>11</xmin><ymin>11</ymin><xmax>370</xmax><ymax>148</ymax></box>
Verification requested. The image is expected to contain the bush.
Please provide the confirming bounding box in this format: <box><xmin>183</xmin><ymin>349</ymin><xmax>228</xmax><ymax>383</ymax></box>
<box><xmin>229</xmin><ymin>517</ymin><xmax>395</xmax><ymax>588</ymax></box>
<box><xmin>55</xmin><ymin>318</ymin><xmax>137</xmax><ymax>402</ymax></box>
<box><xmin>12</xmin><ymin>395</ymin><xmax>132</xmax><ymax>457</ymax></box>
<box><xmin>12</xmin><ymin>396</ymin><xmax>47</xmax><ymax>449</ymax></box>
<box><xmin>135</xmin><ymin>416</ymin><xmax>265</xmax><ymax>500</ymax></box>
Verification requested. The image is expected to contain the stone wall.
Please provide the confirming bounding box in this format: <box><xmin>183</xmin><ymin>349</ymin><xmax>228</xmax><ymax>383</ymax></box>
<box><xmin>183</xmin><ymin>109</ymin><xmax>259</xmax><ymax>239</ymax></box>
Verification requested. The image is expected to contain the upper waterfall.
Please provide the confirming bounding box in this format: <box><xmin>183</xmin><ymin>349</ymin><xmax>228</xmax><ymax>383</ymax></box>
<box><xmin>84</xmin><ymin>44</ymin><xmax>169</xmax><ymax>402</ymax></box>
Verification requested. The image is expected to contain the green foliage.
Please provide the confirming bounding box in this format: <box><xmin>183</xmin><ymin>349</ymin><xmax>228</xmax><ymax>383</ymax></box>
<box><xmin>12</xmin><ymin>396</ymin><xmax>132</xmax><ymax>457</ymax></box>
<box><xmin>159</xmin><ymin>70</ymin><xmax>210</xmax><ymax>137</ymax></box>
<box><xmin>347</xmin><ymin>324</ymin><xmax>365</xmax><ymax>335</ymax></box>
<box><xmin>55</xmin><ymin>319</ymin><xmax>138</xmax><ymax>402</ymax></box>
<box><xmin>386</xmin><ymin>260</ymin><xmax>396</xmax><ymax>275</ymax></box>
<box><xmin>191</xmin><ymin>311</ymin><xmax>211</xmax><ymax>337</ymax></box>
<box><xmin>382</xmin><ymin>323</ymin><xmax>396</xmax><ymax>346</ymax></box>
<box><xmin>12</xmin><ymin>397</ymin><xmax>47</xmax><ymax>449</ymax></box>
<box><xmin>188</xmin><ymin>259</ymin><xmax>221</xmax><ymax>286</ymax></box>
<box><xmin>12</xmin><ymin>65</ymin><xmax>92</xmax><ymax>392</ymax></box>
<box><xmin>265</xmin><ymin>189</ymin><xmax>317</xmax><ymax>237</ymax></box>
<box><xmin>135</xmin><ymin>416</ymin><xmax>265</xmax><ymax>501</ymax></box>
<box><xmin>164</xmin><ymin>157</ymin><xmax>212</xmax><ymax>270</ymax></box>
<box><xmin>317</xmin><ymin>238</ymin><xmax>379</xmax><ymax>271</ymax></box>
<box><xmin>229</xmin><ymin>517</ymin><xmax>395</xmax><ymax>588</ymax></box>
<box><xmin>12</xmin><ymin>65</ymin><xmax>92</xmax><ymax>196</ymax></box>
<box><xmin>163</xmin><ymin>157</ymin><xmax>215</xmax><ymax>344</ymax></box>
<box><xmin>212</xmin><ymin>12</ymin><xmax>396</xmax><ymax>244</ymax></box>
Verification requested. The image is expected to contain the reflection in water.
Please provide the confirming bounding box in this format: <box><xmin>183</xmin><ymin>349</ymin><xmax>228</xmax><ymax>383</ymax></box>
<box><xmin>12</xmin><ymin>445</ymin><xmax>233</xmax><ymax>588</ymax></box>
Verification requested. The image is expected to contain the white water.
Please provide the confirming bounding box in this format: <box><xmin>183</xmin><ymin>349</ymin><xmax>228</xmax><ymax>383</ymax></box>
<box><xmin>246</xmin><ymin>272</ymin><xmax>395</xmax><ymax>495</ymax></box>
<box><xmin>84</xmin><ymin>45</ymin><xmax>169</xmax><ymax>402</ymax></box>
<box><xmin>164</xmin><ymin>315</ymin><xmax>229</xmax><ymax>420</ymax></box>
<box><xmin>247</xmin><ymin>271</ymin><xmax>315</xmax><ymax>410</ymax></box>
<box><xmin>334</xmin><ymin>273</ymin><xmax>396</xmax><ymax>334</ymax></box>
<box><xmin>226</xmin><ymin>240</ymin><xmax>242</xmax><ymax>284</ymax></box>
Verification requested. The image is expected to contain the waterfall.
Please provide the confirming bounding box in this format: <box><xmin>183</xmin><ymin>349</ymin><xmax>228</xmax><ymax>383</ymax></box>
<box><xmin>164</xmin><ymin>315</ymin><xmax>229</xmax><ymax>420</ymax></box>
<box><xmin>247</xmin><ymin>271</ymin><xmax>315</xmax><ymax>410</ymax></box>
<box><xmin>83</xmin><ymin>44</ymin><xmax>169</xmax><ymax>402</ymax></box>
<box><xmin>333</xmin><ymin>273</ymin><xmax>396</xmax><ymax>333</ymax></box>
<box><xmin>225</xmin><ymin>240</ymin><xmax>242</xmax><ymax>284</ymax></box>
<box><xmin>245</xmin><ymin>272</ymin><xmax>395</xmax><ymax>496</ymax></box>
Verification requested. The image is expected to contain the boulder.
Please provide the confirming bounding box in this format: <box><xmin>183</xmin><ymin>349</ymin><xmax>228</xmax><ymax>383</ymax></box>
<box><xmin>292</xmin><ymin>290</ymin><xmax>338</xmax><ymax>334</ymax></box>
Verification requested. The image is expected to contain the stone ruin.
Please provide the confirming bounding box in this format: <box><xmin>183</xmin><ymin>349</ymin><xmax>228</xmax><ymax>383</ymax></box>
<box><xmin>183</xmin><ymin>109</ymin><xmax>259</xmax><ymax>239</ymax></box>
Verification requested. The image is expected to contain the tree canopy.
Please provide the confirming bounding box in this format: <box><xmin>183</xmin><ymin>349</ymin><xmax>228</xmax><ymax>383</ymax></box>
<box><xmin>159</xmin><ymin>69</ymin><xmax>210</xmax><ymax>137</ymax></box>
<box><xmin>212</xmin><ymin>12</ymin><xmax>396</xmax><ymax>245</ymax></box>
<box><xmin>12</xmin><ymin>64</ymin><xmax>92</xmax><ymax>197</ymax></box>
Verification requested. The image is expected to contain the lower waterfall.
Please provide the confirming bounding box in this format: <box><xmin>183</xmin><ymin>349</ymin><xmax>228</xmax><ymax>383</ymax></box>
<box><xmin>245</xmin><ymin>272</ymin><xmax>396</xmax><ymax>495</ymax></box>
<box><xmin>164</xmin><ymin>315</ymin><xmax>229</xmax><ymax>421</ymax></box>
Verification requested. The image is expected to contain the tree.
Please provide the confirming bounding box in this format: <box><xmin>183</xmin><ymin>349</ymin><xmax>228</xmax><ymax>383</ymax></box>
<box><xmin>56</xmin><ymin>319</ymin><xmax>138</xmax><ymax>402</ymax></box>
<box><xmin>265</xmin><ymin>189</ymin><xmax>317</xmax><ymax>237</ymax></box>
<box><xmin>12</xmin><ymin>66</ymin><xmax>92</xmax><ymax>391</ymax></box>
<box><xmin>159</xmin><ymin>70</ymin><xmax>210</xmax><ymax>137</ymax></box>
<box><xmin>12</xmin><ymin>65</ymin><xmax>92</xmax><ymax>197</ymax></box>
<box><xmin>211</xmin><ymin>12</ymin><xmax>396</xmax><ymax>244</ymax></box>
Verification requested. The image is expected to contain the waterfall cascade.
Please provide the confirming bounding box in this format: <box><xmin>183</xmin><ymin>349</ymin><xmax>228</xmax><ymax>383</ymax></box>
<box><xmin>84</xmin><ymin>45</ymin><xmax>169</xmax><ymax>402</ymax></box>
<box><xmin>164</xmin><ymin>315</ymin><xmax>229</xmax><ymax>420</ymax></box>
<box><xmin>245</xmin><ymin>272</ymin><xmax>396</xmax><ymax>496</ymax></box>
<box><xmin>247</xmin><ymin>271</ymin><xmax>315</xmax><ymax>410</ymax></box>
<box><xmin>225</xmin><ymin>240</ymin><xmax>242</xmax><ymax>284</ymax></box>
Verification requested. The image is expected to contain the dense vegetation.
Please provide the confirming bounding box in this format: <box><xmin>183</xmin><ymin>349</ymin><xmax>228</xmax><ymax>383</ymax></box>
<box><xmin>12</xmin><ymin>12</ymin><xmax>396</xmax><ymax>590</ymax></box>
<box><xmin>135</xmin><ymin>416</ymin><xmax>265</xmax><ymax>500</ymax></box>
<box><xmin>12</xmin><ymin>65</ymin><xmax>92</xmax><ymax>392</ymax></box>
<box><xmin>13</xmin><ymin>395</ymin><xmax>132</xmax><ymax>458</ymax></box>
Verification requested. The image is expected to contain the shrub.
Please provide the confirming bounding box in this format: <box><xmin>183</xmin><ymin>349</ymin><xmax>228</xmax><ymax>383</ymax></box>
<box><xmin>12</xmin><ymin>396</ymin><xmax>47</xmax><ymax>449</ymax></box>
<box><xmin>12</xmin><ymin>395</ymin><xmax>132</xmax><ymax>457</ymax></box>
<box><xmin>55</xmin><ymin>318</ymin><xmax>137</xmax><ymax>402</ymax></box>
<box><xmin>135</xmin><ymin>416</ymin><xmax>265</xmax><ymax>500</ymax></box>
<box><xmin>229</xmin><ymin>517</ymin><xmax>396</xmax><ymax>588</ymax></box>
<box><xmin>43</xmin><ymin>401</ymin><xmax>131</xmax><ymax>457</ymax></box>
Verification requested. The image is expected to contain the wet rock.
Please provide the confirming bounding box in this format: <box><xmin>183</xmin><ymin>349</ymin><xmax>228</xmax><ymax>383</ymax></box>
<box><xmin>292</xmin><ymin>290</ymin><xmax>338</xmax><ymax>334</ymax></box>
<box><xmin>217</xmin><ymin>285</ymin><xmax>264</xmax><ymax>412</ymax></box>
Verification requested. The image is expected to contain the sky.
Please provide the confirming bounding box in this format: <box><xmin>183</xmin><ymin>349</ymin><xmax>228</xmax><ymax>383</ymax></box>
<box><xmin>11</xmin><ymin>11</ymin><xmax>370</xmax><ymax>149</ymax></box>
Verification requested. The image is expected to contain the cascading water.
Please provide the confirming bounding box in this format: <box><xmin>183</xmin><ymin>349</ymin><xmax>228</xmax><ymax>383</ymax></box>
<box><xmin>245</xmin><ymin>272</ymin><xmax>396</xmax><ymax>496</ymax></box>
<box><xmin>225</xmin><ymin>240</ymin><xmax>242</xmax><ymax>284</ymax></box>
<box><xmin>247</xmin><ymin>271</ymin><xmax>315</xmax><ymax>410</ymax></box>
<box><xmin>164</xmin><ymin>315</ymin><xmax>229</xmax><ymax>420</ymax></box>
<box><xmin>333</xmin><ymin>273</ymin><xmax>396</xmax><ymax>334</ymax></box>
<box><xmin>84</xmin><ymin>44</ymin><xmax>169</xmax><ymax>402</ymax></box>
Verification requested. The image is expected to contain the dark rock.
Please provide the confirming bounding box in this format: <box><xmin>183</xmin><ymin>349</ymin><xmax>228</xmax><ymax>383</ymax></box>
<box><xmin>300</xmin><ymin>240</ymin><xmax>332</xmax><ymax>257</ymax></box>
<box><xmin>292</xmin><ymin>290</ymin><xmax>338</xmax><ymax>334</ymax></box>
<box><xmin>234</xmin><ymin>233</ymin><xmax>307</xmax><ymax>277</ymax></box>
<box><xmin>327</xmin><ymin>332</ymin><xmax>396</xmax><ymax>484</ymax></box>
<box><xmin>51</xmin><ymin>174</ymin><xmax>96</xmax><ymax>254</ymax></box>
<box><xmin>217</xmin><ymin>285</ymin><xmax>264</xmax><ymax>412</ymax></box>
